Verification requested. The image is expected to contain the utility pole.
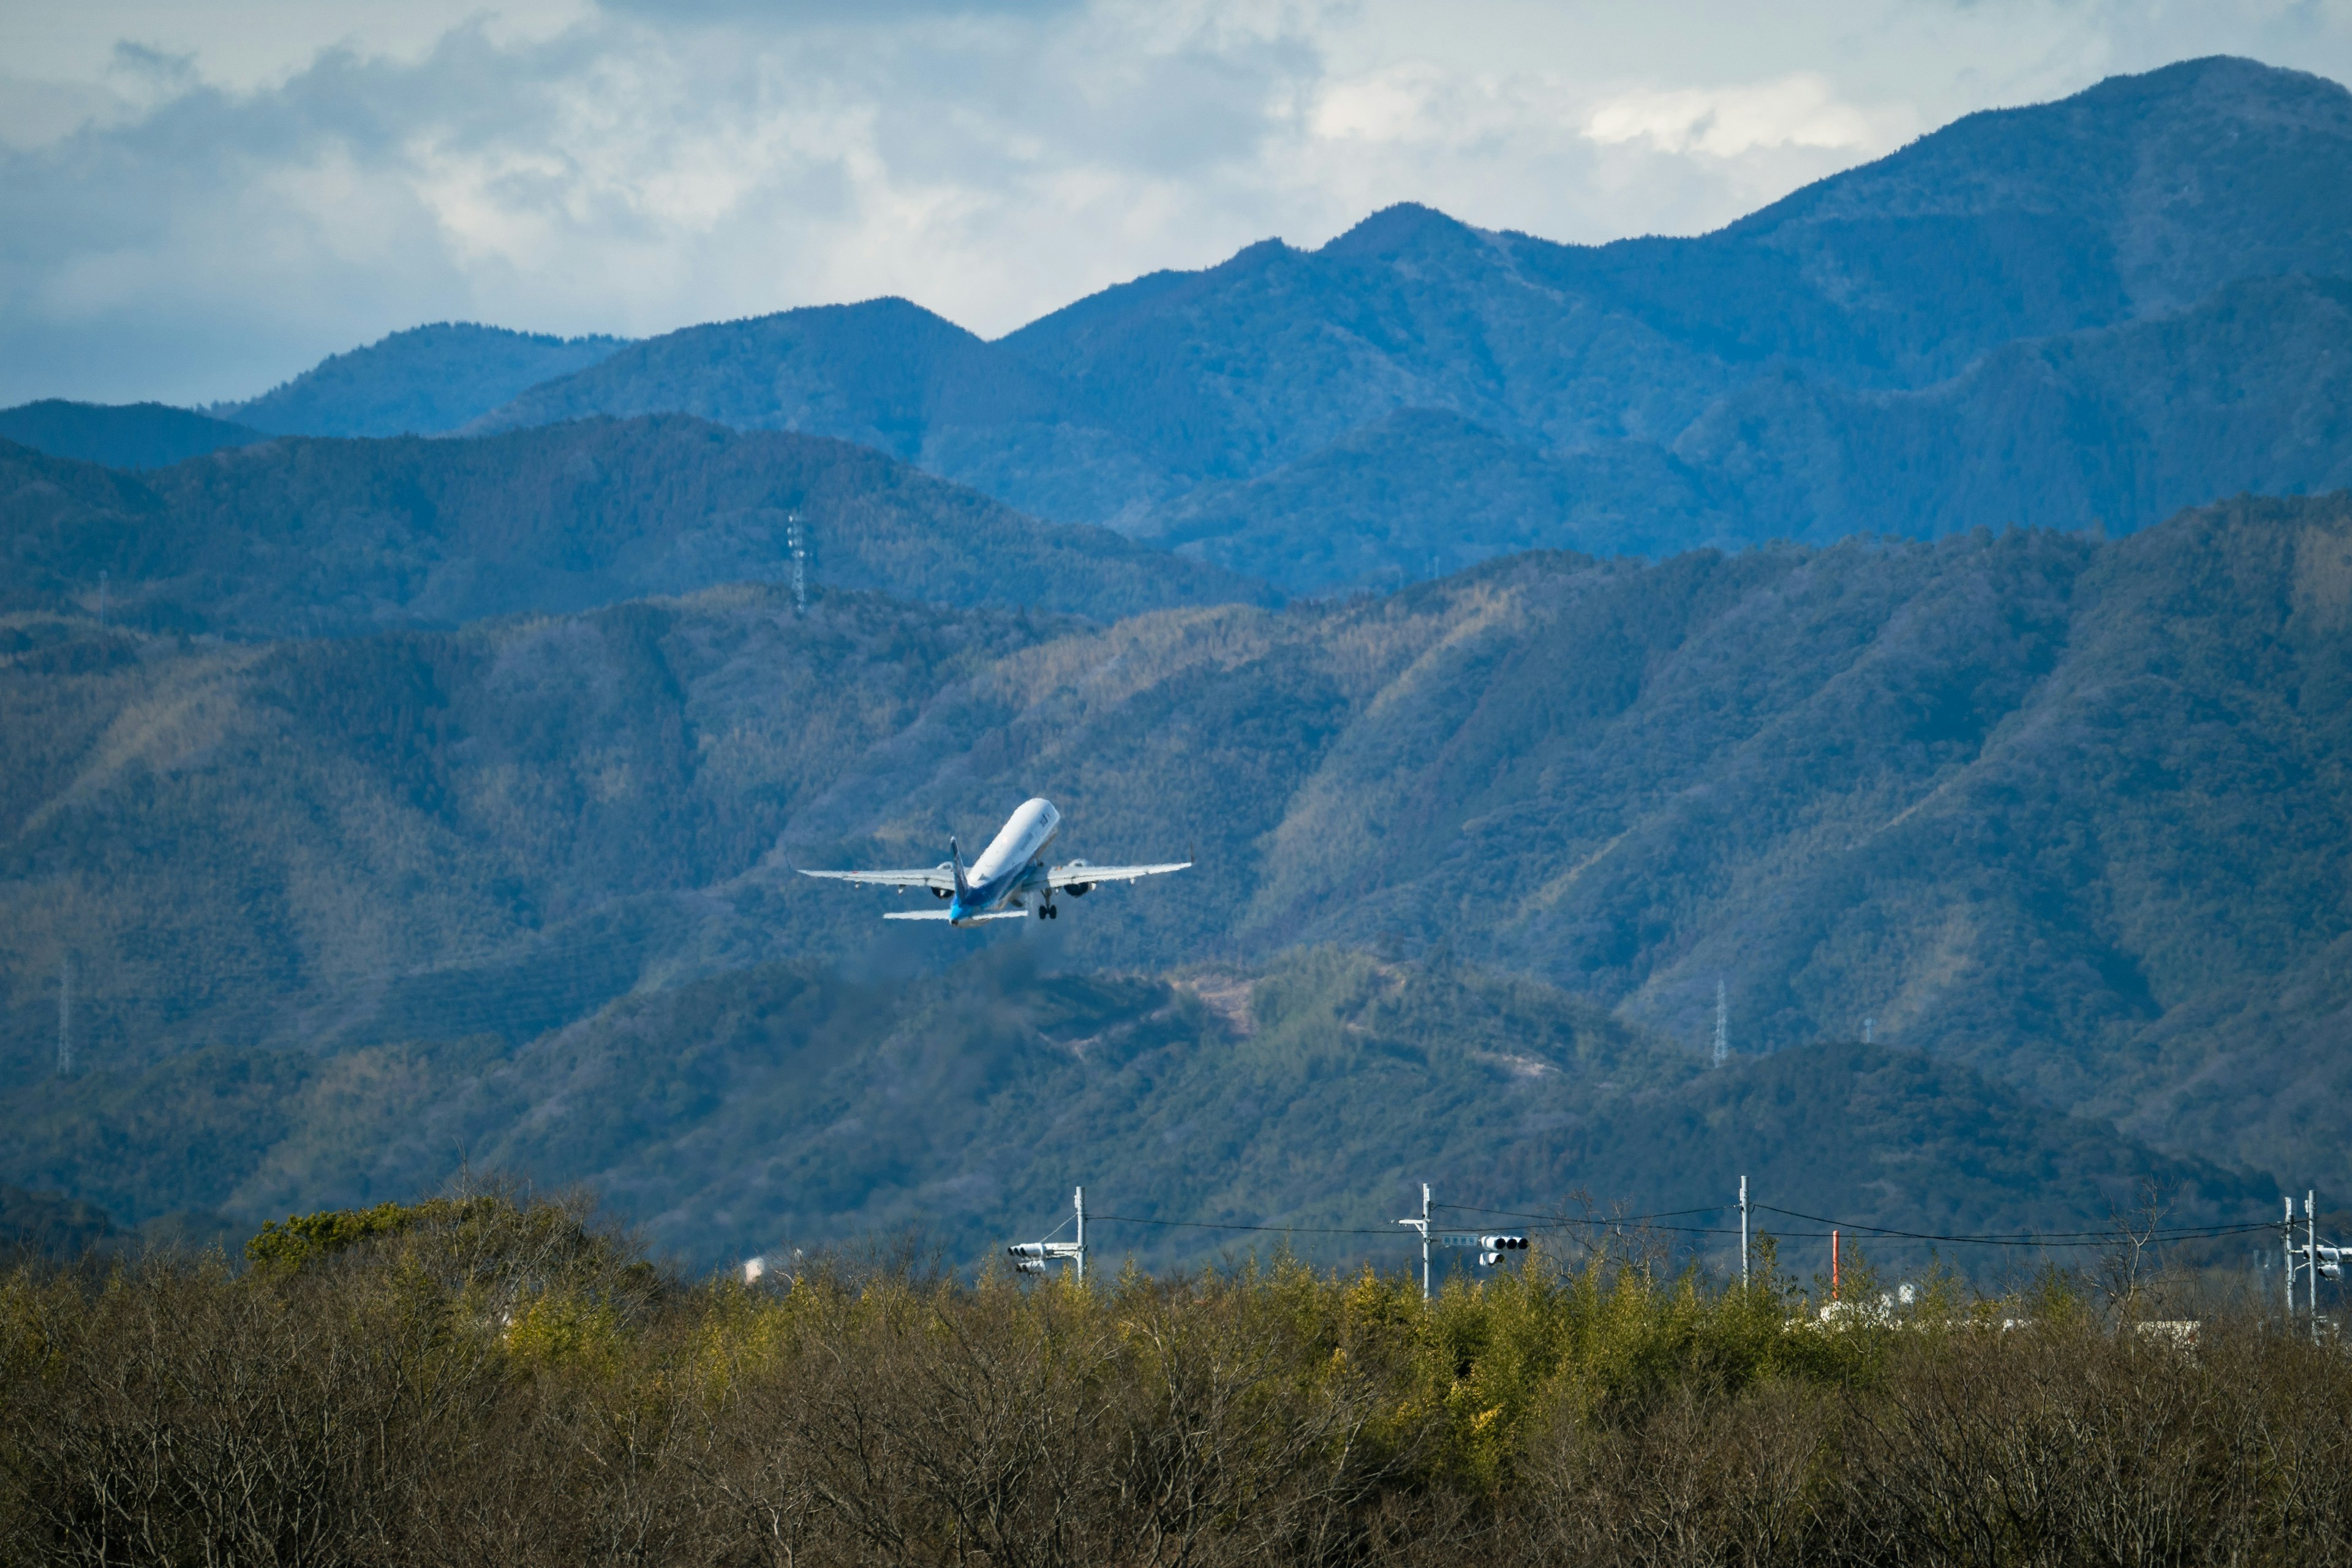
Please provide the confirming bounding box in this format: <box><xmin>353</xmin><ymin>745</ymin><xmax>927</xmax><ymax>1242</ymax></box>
<box><xmin>1713</xmin><ymin>977</ymin><xmax>1728</xmax><ymax>1068</ymax></box>
<box><xmin>56</xmin><ymin>954</ymin><xmax>72</xmax><ymax>1076</ymax></box>
<box><xmin>1740</xmin><ymin>1174</ymin><xmax>1749</xmax><ymax>1291</ymax></box>
<box><xmin>1396</xmin><ymin>1183</ymin><xmax>1433</xmax><ymax>1302</ymax></box>
<box><xmin>2286</xmin><ymin>1195</ymin><xmax>2297</xmax><ymax>1325</ymax></box>
<box><xmin>1074</xmin><ymin>1185</ymin><xmax>1085</xmax><ymax>1285</ymax></box>
<box><xmin>2282</xmin><ymin>1191</ymin><xmax>2348</xmax><ymax>1339</ymax></box>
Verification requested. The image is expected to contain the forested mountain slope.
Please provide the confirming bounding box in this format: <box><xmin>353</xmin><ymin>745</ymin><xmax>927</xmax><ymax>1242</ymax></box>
<box><xmin>0</xmin><ymin>401</ymin><xmax>268</xmax><ymax>470</ymax></box>
<box><xmin>216</xmin><ymin>322</ymin><xmax>633</xmax><ymax>437</ymax></box>
<box><xmin>0</xmin><ymin>416</ymin><xmax>1259</xmax><ymax>635</ymax></box>
<box><xmin>1160</xmin><ymin>274</ymin><xmax>2352</xmax><ymax>590</ymax></box>
<box><xmin>460</xmin><ymin>58</ymin><xmax>2352</xmax><ymax>589</ymax></box>
<box><xmin>0</xmin><ymin>585</ymin><xmax>1058</xmax><ymax>1084</ymax></box>
<box><xmin>0</xmin><ymin>948</ymin><xmax>2263</xmax><ymax>1270</ymax></box>
<box><xmin>3</xmin><ymin>493</ymin><xmax>2347</xmax><ymax>1210</ymax></box>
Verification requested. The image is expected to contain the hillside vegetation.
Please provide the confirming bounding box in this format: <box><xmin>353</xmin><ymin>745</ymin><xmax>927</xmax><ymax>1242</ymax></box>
<box><xmin>0</xmin><ymin>946</ymin><xmax>2258</xmax><ymax>1269</ymax></box>
<box><xmin>1156</xmin><ymin>274</ymin><xmax>2352</xmax><ymax>592</ymax></box>
<box><xmin>0</xmin><ymin>401</ymin><xmax>268</xmax><ymax>470</ymax></box>
<box><xmin>0</xmin><ymin>584</ymin><xmax>1059</xmax><ymax>1080</ymax></box>
<box><xmin>0</xmin><ymin>416</ymin><xmax>1261</xmax><ymax>635</ymax></box>
<box><xmin>460</xmin><ymin>59</ymin><xmax>2352</xmax><ymax>589</ymax></box>
<box><xmin>2</xmin><ymin>494</ymin><xmax>2343</xmax><ymax>1242</ymax></box>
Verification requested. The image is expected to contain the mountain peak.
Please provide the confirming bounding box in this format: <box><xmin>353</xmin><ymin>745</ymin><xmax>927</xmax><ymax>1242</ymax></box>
<box><xmin>2078</xmin><ymin>53</ymin><xmax>2352</xmax><ymax>115</ymax></box>
<box><xmin>221</xmin><ymin>322</ymin><xmax>634</xmax><ymax>438</ymax></box>
<box><xmin>1319</xmin><ymin>203</ymin><xmax>1480</xmax><ymax>260</ymax></box>
<box><xmin>1723</xmin><ymin>55</ymin><xmax>2352</xmax><ymax>317</ymax></box>
<box><xmin>0</xmin><ymin>399</ymin><xmax>266</xmax><ymax>469</ymax></box>
<box><xmin>767</xmin><ymin>295</ymin><xmax>978</xmax><ymax>334</ymax></box>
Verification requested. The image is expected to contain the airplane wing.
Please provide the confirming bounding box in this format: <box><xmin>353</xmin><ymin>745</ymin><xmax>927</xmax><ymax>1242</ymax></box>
<box><xmin>799</xmin><ymin>867</ymin><xmax>955</xmax><ymax>891</ymax></box>
<box><xmin>882</xmin><ymin>909</ymin><xmax>1029</xmax><ymax>922</ymax></box>
<box><xmin>1049</xmin><ymin>860</ymin><xmax>1191</xmax><ymax>888</ymax></box>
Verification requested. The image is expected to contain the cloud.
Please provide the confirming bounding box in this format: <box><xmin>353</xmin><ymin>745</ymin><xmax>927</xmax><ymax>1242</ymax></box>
<box><xmin>2</xmin><ymin>0</ymin><xmax>2348</xmax><ymax>406</ymax></box>
<box><xmin>1583</xmin><ymin>75</ymin><xmax>1899</xmax><ymax>159</ymax></box>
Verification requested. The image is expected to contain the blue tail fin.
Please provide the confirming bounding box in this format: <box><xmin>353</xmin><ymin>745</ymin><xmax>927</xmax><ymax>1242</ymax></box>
<box><xmin>951</xmin><ymin>836</ymin><xmax>971</xmax><ymax>902</ymax></box>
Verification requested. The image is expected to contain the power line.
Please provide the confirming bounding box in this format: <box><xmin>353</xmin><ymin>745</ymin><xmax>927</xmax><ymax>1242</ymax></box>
<box><xmin>1751</xmin><ymin>1203</ymin><xmax>2277</xmax><ymax>1246</ymax></box>
<box><xmin>1425</xmin><ymin>1199</ymin><xmax>2276</xmax><ymax>1250</ymax></box>
<box><xmin>1089</xmin><ymin>1208</ymin><xmax>2267</xmax><ymax>1253</ymax></box>
<box><xmin>1091</xmin><ymin>1212</ymin><xmax>1412</xmax><ymax>1238</ymax></box>
<box><xmin>1433</xmin><ymin>1201</ymin><xmax>1727</xmax><ymax>1226</ymax></box>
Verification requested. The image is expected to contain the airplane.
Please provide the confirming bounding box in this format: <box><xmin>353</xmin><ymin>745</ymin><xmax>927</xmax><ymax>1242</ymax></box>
<box><xmin>797</xmin><ymin>797</ymin><xmax>1189</xmax><ymax>925</ymax></box>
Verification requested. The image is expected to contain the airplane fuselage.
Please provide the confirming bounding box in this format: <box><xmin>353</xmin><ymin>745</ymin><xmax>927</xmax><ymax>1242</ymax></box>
<box><xmin>952</xmin><ymin>797</ymin><xmax>1061</xmax><ymax>924</ymax></box>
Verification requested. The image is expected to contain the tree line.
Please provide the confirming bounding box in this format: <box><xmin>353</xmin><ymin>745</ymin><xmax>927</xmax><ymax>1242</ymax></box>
<box><xmin>3</xmin><ymin>1189</ymin><xmax>2350</xmax><ymax>1566</ymax></box>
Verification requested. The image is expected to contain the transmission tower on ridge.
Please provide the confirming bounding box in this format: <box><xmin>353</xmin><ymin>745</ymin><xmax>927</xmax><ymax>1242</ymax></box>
<box><xmin>1712</xmin><ymin>976</ymin><xmax>1728</xmax><ymax>1068</ymax></box>
<box><xmin>786</xmin><ymin>511</ymin><xmax>808</xmax><ymax>614</ymax></box>
<box><xmin>56</xmin><ymin>954</ymin><xmax>73</xmax><ymax>1076</ymax></box>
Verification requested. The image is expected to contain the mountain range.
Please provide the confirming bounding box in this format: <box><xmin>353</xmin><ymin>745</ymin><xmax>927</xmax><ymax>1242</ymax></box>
<box><xmin>2</xmin><ymin>55</ymin><xmax>2348</xmax><ymax>1268</ymax></box>
<box><xmin>4</xmin><ymin>492</ymin><xmax>2348</xmax><ymax>1260</ymax></box>
<box><xmin>10</xmin><ymin>59</ymin><xmax>2350</xmax><ymax>594</ymax></box>
<box><xmin>448</xmin><ymin>56</ymin><xmax>2352</xmax><ymax>590</ymax></box>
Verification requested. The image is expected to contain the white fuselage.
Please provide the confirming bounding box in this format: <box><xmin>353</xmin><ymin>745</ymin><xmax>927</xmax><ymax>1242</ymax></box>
<box><xmin>954</xmin><ymin>797</ymin><xmax>1061</xmax><ymax>922</ymax></box>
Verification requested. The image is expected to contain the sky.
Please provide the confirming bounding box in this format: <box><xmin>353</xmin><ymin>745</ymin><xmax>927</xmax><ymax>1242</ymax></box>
<box><xmin>2</xmin><ymin>0</ymin><xmax>2350</xmax><ymax>407</ymax></box>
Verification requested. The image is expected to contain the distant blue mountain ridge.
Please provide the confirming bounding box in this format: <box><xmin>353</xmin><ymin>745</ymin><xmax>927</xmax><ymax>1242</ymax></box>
<box><xmin>214</xmin><ymin>321</ymin><xmax>633</xmax><ymax>438</ymax></box>
<box><xmin>454</xmin><ymin>55</ymin><xmax>2352</xmax><ymax>591</ymax></box>
<box><xmin>7</xmin><ymin>56</ymin><xmax>2346</xmax><ymax>595</ymax></box>
<box><xmin>0</xmin><ymin>323</ymin><xmax>636</xmax><ymax>470</ymax></box>
<box><xmin>0</xmin><ymin>401</ymin><xmax>267</xmax><ymax>470</ymax></box>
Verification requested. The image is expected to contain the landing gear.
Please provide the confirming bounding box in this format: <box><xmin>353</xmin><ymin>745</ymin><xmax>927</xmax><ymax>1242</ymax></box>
<box><xmin>1036</xmin><ymin>903</ymin><xmax>1058</xmax><ymax>919</ymax></box>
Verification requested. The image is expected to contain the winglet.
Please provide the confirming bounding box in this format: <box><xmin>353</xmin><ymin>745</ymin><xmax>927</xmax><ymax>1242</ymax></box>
<box><xmin>951</xmin><ymin>835</ymin><xmax>972</xmax><ymax>903</ymax></box>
